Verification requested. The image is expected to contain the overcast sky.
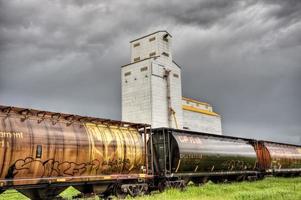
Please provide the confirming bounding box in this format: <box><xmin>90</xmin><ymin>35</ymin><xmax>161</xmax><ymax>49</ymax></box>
<box><xmin>0</xmin><ymin>0</ymin><xmax>300</xmax><ymax>144</ymax></box>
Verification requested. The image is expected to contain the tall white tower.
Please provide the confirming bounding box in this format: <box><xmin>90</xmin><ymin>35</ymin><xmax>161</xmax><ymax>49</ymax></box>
<box><xmin>121</xmin><ymin>31</ymin><xmax>183</xmax><ymax>129</ymax></box>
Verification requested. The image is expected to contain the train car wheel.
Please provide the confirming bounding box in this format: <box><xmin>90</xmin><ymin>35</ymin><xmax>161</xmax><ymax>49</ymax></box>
<box><xmin>179</xmin><ymin>181</ymin><xmax>186</xmax><ymax>191</ymax></box>
<box><xmin>256</xmin><ymin>174</ymin><xmax>265</xmax><ymax>180</ymax></box>
<box><xmin>235</xmin><ymin>175</ymin><xmax>246</xmax><ymax>182</ymax></box>
<box><xmin>114</xmin><ymin>184</ymin><xmax>127</xmax><ymax>199</ymax></box>
<box><xmin>158</xmin><ymin>181</ymin><xmax>166</xmax><ymax>193</ymax></box>
<box><xmin>202</xmin><ymin>176</ymin><xmax>209</xmax><ymax>184</ymax></box>
<box><xmin>210</xmin><ymin>177</ymin><xmax>222</xmax><ymax>184</ymax></box>
<box><xmin>191</xmin><ymin>176</ymin><xmax>208</xmax><ymax>186</ymax></box>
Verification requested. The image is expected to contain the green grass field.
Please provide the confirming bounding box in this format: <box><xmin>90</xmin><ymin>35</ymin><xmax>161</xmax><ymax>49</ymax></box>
<box><xmin>1</xmin><ymin>177</ymin><xmax>300</xmax><ymax>200</ymax></box>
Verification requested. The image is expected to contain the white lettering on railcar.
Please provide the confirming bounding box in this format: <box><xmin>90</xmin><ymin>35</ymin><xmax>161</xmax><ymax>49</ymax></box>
<box><xmin>177</xmin><ymin>135</ymin><xmax>202</xmax><ymax>144</ymax></box>
<box><xmin>0</xmin><ymin>131</ymin><xmax>23</xmax><ymax>148</ymax></box>
<box><xmin>0</xmin><ymin>131</ymin><xmax>23</xmax><ymax>138</ymax></box>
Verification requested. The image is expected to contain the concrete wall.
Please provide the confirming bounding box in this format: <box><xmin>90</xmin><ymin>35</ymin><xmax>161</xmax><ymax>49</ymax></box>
<box><xmin>150</xmin><ymin>58</ymin><xmax>183</xmax><ymax>128</ymax></box>
<box><xmin>121</xmin><ymin>57</ymin><xmax>183</xmax><ymax>129</ymax></box>
<box><xmin>122</xmin><ymin>31</ymin><xmax>182</xmax><ymax>129</ymax></box>
<box><xmin>121</xmin><ymin>59</ymin><xmax>152</xmax><ymax>124</ymax></box>
<box><xmin>183</xmin><ymin>110</ymin><xmax>222</xmax><ymax>135</ymax></box>
<box><xmin>131</xmin><ymin>31</ymin><xmax>172</xmax><ymax>63</ymax></box>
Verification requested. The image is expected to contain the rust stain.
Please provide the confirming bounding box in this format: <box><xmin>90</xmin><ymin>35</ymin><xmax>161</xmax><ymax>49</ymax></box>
<box><xmin>0</xmin><ymin>105</ymin><xmax>147</xmax><ymax>187</ymax></box>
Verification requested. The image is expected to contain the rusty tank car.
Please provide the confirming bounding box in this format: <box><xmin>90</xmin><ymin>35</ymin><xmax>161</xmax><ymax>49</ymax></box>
<box><xmin>253</xmin><ymin>141</ymin><xmax>301</xmax><ymax>176</ymax></box>
<box><xmin>0</xmin><ymin>105</ymin><xmax>152</xmax><ymax>199</ymax></box>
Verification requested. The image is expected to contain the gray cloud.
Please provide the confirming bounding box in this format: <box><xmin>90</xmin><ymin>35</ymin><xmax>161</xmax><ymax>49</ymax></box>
<box><xmin>0</xmin><ymin>0</ymin><xmax>300</xmax><ymax>144</ymax></box>
<box><xmin>142</xmin><ymin>1</ymin><xmax>247</xmax><ymax>27</ymax></box>
<box><xmin>264</xmin><ymin>0</ymin><xmax>301</xmax><ymax>24</ymax></box>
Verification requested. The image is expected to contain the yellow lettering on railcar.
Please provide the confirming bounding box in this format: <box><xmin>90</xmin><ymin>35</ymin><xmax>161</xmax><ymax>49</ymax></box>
<box><xmin>0</xmin><ymin>140</ymin><xmax>11</xmax><ymax>148</ymax></box>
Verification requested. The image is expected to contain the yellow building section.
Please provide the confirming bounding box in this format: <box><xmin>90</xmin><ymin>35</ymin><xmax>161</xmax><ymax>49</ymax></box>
<box><xmin>182</xmin><ymin>97</ymin><xmax>211</xmax><ymax>106</ymax></box>
<box><xmin>182</xmin><ymin>105</ymin><xmax>220</xmax><ymax>117</ymax></box>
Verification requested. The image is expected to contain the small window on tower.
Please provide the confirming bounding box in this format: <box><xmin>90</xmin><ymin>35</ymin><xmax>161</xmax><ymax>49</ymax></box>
<box><xmin>133</xmin><ymin>42</ymin><xmax>140</xmax><ymax>47</ymax></box>
<box><xmin>162</xmin><ymin>52</ymin><xmax>169</xmax><ymax>57</ymax></box>
<box><xmin>134</xmin><ymin>57</ymin><xmax>140</xmax><ymax>62</ymax></box>
<box><xmin>124</xmin><ymin>71</ymin><xmax>131</xmax><ymax>76</ymax></box>
<box><xmin>173</xmin><ymin>73</ymin><xmax>179</xmax><ymax>78</ymax></box>
<box><xmin>149</xmin><ymin>37</ymin><xmax>156</xmax><ymax>42</ymax></box>
<box><xmin>149</xmin><ymin>52</ymin><xmax>156</xmax><ymax>57</ymax></box>
<box><xmin>140</xmin><ymin>66</ymin><xmax>148</xmax><ymax>72</ymax></box>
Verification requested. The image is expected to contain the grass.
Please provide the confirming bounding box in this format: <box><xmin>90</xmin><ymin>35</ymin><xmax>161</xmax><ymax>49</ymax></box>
<box><xmin>0</xmin><ymin>177</ymin><xmax>300</xmax><ymax>200</ymax></box>
<box><xmin>130</xmin><ymin>177</ymin><xmax>301</xmax><ymax>200</ymax></box>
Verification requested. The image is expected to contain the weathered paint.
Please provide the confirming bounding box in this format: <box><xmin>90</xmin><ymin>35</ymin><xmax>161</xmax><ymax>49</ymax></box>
<box><xmin>252</xmin><ymin>142</ymin><xmax>271</xmax><ymax>170</ymax></box>
<box><xmin>263</xmin><ymin>142</ymin><xmax>301</xmax><ymax>170</ymax></box>
<box><xmin>151</xmin><ymin>129</ymin><xmax>257</xmax><ymax>175</ymax></box>
<box><xmin>171</xmin><ymin>131</ymin><xmax>257</xmax><ymax>173</ymax></box>
<box><xmin>0</xmin><ymin>106</ymin><xmax>147</xmax><ymax>188</ymax></box>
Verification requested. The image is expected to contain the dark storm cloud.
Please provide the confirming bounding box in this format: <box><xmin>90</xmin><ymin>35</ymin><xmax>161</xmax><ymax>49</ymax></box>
<box><xmin>264</xmin><ymin>0</ymin><xmax>301</xmax><ymax>24</ymax></box>
<box><xmin>142</xmin><ymin>0</ymin><xmax>246</xmax><ymax>27</ymax></box>
<box><xmin>0</xmin><ymin>0</ymin><xmax>300</xmax><ymax>144</ymax></box>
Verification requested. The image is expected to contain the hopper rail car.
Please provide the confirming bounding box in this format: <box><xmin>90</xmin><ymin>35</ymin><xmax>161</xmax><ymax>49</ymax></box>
<box><xmin>0</xmin><ymin>105</ymin><xmax>300</xmax><ymax>199</ymax></box>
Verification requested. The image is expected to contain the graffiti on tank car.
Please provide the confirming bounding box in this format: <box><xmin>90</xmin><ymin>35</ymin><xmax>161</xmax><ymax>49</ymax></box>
<box><xmin>102</xmin><ymin>158</ymin><xmax>132</xmax><ymax>173</ymax></box>
<box><xmin>6</xmin><ymin>156</ymin><xmax>135</xmax><ymax>179</ymax></box>
<box><xmin>6</xmin><ymin>157</ymin><xmax>101</xmax><ymax>178</ymax></box>
<box><xmin>83</xmin><ymin>123</ymin><xmax>144</xmax><ymax>172</ymax></box>
<box><xmin>221</xmin><ymin>160</ymin><xmax>252</xmax><ymax>170</ymax></box>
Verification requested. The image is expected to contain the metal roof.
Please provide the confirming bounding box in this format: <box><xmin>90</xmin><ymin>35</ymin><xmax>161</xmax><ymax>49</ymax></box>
<box><xmin>151</xmin><ymin>127</ymin><xmax>301</xmax><ymax>147</ymax></box>
<box><xmin>182</xmin><ymin>97</ymin><xmax>211</xmax><ymax>106</ymax></box>
<box><xmin>130</xmin><ymin>30</ymin><xmax>172</xmax><ymax>43</ymax></box>
<box><xmin>0</xmin><ymin>105</ymin><xmax>150</xmax><ymax>129</ymax></box>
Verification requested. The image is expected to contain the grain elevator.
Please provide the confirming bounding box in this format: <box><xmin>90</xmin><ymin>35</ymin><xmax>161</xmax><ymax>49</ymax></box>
<box><xmin>121</xmin><ymin>31</ymin><xmax>222</xmax><ymax>135</ymax></box>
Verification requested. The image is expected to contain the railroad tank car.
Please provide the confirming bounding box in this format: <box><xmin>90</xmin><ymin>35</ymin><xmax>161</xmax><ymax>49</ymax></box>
<box><xmin>253</xmin><ymin>141</ymin><xmax>301</xmax><ymax>175</ymax></box>
<box><xmin>0</xmin><ymin>105</ymin><xmax>152</xmax><ymax>199</ymax></box>
<box><xmin>1</xmin><ymin>105</ymin><xmax>301</xmax><ymax>199</ymax></box>
<box><xmin>150</xmin><ymin>128</ymin><xmax>259</xmax><ymax>188</ymax></box>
